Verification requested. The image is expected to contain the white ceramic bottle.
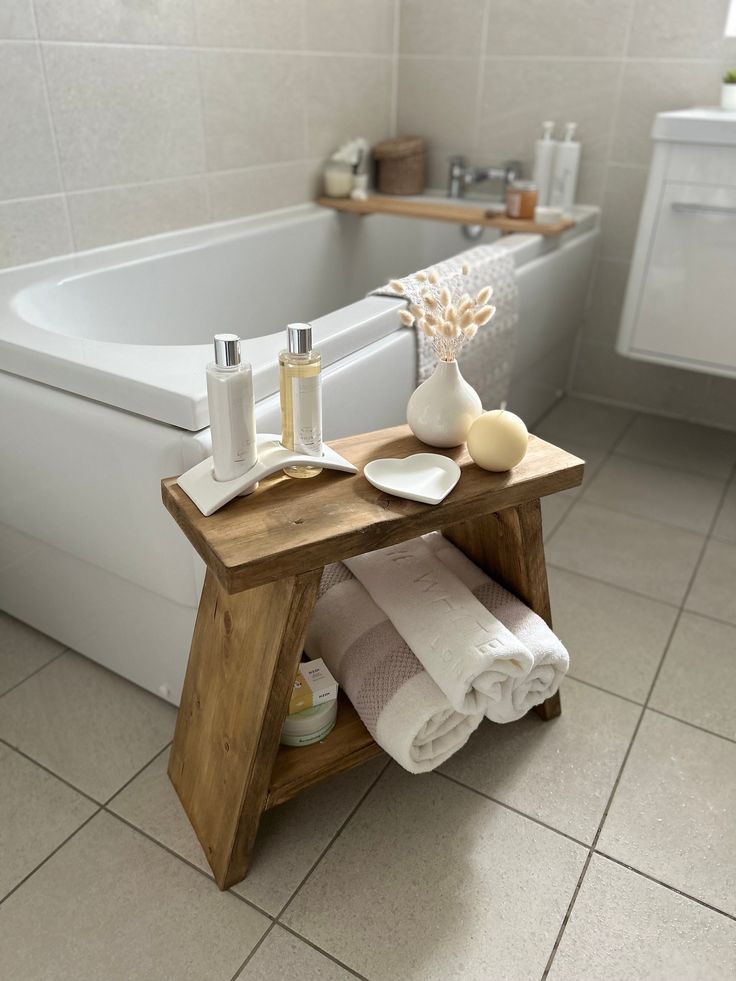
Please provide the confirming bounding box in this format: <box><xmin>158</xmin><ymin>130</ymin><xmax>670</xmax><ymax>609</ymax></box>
<box><xmin>532</xmin><ymin>120</ymin><xmax>556</xmax><ymax>207</ymax></box>
<box><xmin>206</xmin><ymin>333</ymin><xmax>257</xmax><ymax>482</ymax></box>
<box><xmin>550</xmin><ymin>122</ymin><xmax>581</xmax><ymax>214</ymax></box>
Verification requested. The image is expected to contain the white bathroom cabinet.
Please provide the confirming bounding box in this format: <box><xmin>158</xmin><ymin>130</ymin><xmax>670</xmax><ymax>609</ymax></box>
<box><xmin>617</xmin><ymin>108</ymin><xmax>736</xmax><ymax>378</ymax></box>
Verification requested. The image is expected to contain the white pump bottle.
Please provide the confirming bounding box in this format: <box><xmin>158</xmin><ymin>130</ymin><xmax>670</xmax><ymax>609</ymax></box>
<box><xmin>550</xmin><ymin>122</ymin><xmax>581</xmax><ymax>214</ymax></box>
<box><xmin>532</xmin><ymin>120</ymin><xmax>556</xmax><ymax>207</ymax></box>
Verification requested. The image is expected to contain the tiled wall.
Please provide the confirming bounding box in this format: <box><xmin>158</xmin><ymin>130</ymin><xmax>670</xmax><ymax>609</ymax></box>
<box><xmin>398</xmin><ymin>0</ymin><xmax>736</xmax><ymax>428</ymax></box>
<box><xmin>0</xmin><ymin>0</ymin><xmax>398</xmax><ymax>266</ymax></box>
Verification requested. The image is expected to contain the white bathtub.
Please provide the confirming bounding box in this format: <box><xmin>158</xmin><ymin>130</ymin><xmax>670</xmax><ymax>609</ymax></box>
<box><xmin>0</xmin><ymin>203</ymin><xmax>598</xmax><ymax>702</ymax></box>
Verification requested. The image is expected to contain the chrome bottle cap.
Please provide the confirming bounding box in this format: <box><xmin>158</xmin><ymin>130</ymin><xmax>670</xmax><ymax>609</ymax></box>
<box><xmin>287</xmin><ymin>323</ymin><xmax>312</xmax><ymax>355</ymax></box>
<box><xmin>213</xmin><ymin>333</ymin><xmax>241</xmax><ymax>368</ymax></box>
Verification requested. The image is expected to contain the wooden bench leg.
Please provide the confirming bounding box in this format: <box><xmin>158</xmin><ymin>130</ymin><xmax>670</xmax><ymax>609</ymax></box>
<box><xmin>168</xmin><ymin>566</ymin><xmax>322</xmax><ymax>890</ymax></box>
<box><xmin>442</xmin><ymin>497</ymin><xmax>561</xmax><ymax>722</ymax></box>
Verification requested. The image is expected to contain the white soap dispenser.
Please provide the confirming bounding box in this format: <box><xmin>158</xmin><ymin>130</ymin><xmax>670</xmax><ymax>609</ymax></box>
<box><xmin>532</xmin><ymin>120</ymin><xmax>556</xmax><ymax>206</ymax></box>
<box><xmin>550</xmin><ymin>122</ymin><xmax>581</xmax><ymax>214</ymax></box>
<box><xmin>206</xmin><ymin>333</ymin><xmax>257</xmax><ymax>482</ymax></box>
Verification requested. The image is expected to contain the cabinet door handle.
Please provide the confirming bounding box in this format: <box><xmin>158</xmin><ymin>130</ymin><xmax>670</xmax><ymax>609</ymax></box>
<box><xmin>671</xmin><ymin>202</ymin><xmax>736</xmax><ymax>217</ymax></box>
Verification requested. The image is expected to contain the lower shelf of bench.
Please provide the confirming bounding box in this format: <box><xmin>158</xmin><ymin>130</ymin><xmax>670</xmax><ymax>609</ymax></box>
<box><xmin>265</xmin><ymin>692</ymin><xmax>384</xmax><ymax>810</ymax></box>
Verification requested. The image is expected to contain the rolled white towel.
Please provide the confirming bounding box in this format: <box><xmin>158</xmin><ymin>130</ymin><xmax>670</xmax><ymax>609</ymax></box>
<box><xmin>305</xmin><ymin>563</ymin><xmax>483</xmax><ymax>773</ymax></box>
<box><xmin>344</xmin><ymin>538</ymin><xmax>533</xmax><ymax>716</ymax></box>
<box><xmin>423</xmin><ymin>531</ymin><xmax>569</xmax><ymax>721</ymax></box>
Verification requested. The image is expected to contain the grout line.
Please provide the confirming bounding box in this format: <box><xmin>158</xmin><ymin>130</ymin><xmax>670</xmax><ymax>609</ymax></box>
<box><xmin>228</xmin><ymin>921</ymin><xmax>278</xmax><ymax>981</ymax></box>
<box><xmin>277</xmin><ymin>923</ymin><xmax>372</xmax><ymax>981</ymax></box>
<box><xmin>545</xmin><ymin>561</ymin><xmax>681</xmax><ymax>611</ymax></box>
<box><xmin>0</xmin><ymin>647</ymin><xmax>67</xmax><ymax>701</ymax></box>
<box><xmin>644</xmin><ymin>708</ymin><xmax>736</xmax><ymax>747</ymax></box>
<box><xmin>0</xmin><ymin>805</ymin><xmax>102</xmax><ymax>907</ymax></box>
<box><xmin>276</xmin><ymin>756</ymin><xmax>391</xmax><ymax>920</ymax></box>
<box><xmin>388</xmin><ymin>0</ymin><xmax>400</xmax><ymax>137</ymax></box>
<box><xmin>436</xmin><ymin>770</ymin><xmax>590</xmax><ymax>851</ymax></box>
<box><xmin>563</xmin><ymin>675</ymin><xmax>643</xmax><ymax>708</ymax></box>
<box><xmin>0</xmin><ymin>735</ymin><xmax>100</xmax><ymax>806</ymax></box>
<box><xmin>592</xmin><ymin>851</ymin><xmax>736</xmax><ymax>924</ymax></box>
<box><xmin>540</xmin><ymin>457</ymin><xmax>736</xmax><ymax>979</ymax></box>
<box><xmin>568</xmin><ymin>496</ymin><xmax>714</xmax><ymax>538</ymax></box>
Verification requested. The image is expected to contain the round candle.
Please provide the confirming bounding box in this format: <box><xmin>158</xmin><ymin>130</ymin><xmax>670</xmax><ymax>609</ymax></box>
<box><xmin>467</xmin><ymin>409</ymin><xmax>528</xmax><ymax>472</ymax></box>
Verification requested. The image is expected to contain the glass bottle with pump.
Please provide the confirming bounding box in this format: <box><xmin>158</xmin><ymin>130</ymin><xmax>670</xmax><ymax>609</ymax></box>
<box><xmin>279</xmin><ymin>323</ymin><xmax>323</xmax><ymax>478</ymax></box>
<box><xmin>206</xmin><ymin>333</ymin><xmax>257</xmax><ymax>482</ymax></box>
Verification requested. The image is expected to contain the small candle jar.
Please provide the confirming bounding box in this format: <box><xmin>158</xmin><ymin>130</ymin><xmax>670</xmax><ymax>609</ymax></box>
<box><xmin>506</xmin><ymin>180</ymin><xmax>538</xmax><ymax>220</ymax></box>
<box><xmin>323</xmin><ymin>161</ymin><xmax>354</xmax><ymax>198</ymax></box>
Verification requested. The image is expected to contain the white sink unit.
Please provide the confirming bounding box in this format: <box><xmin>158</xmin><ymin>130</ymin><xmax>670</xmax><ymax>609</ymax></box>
<box><xmin>617</xmin><ymin>108</ymin><xmax>736</xmax><ymax>377</ymax></box>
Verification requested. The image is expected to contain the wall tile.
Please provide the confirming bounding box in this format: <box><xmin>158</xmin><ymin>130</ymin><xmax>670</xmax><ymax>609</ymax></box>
<box><xmin>0</xmin><ymin>43</ymin><xmax>59</xmax><ymax>199</ymax></box>
<box><xmin>200</xmin><ymin>51</ymin><xmax>306</xmax><ymax>170</ymax></box>
<box><xmin>627</xmin><ymin>0</ymin><xmax>735</xmax><ymax>59</ymax></box>
<box><xmin>305</xmin><ymin>55</ymin><xmax>392</xmax><ymax>157</ymax></box>
<box><xmin>485</xmin><ymin>0</ymin><xmax>634</xmax><ymax>57</ymax></box>
<box><xmin>598</xmin><ymin>163</ymin><xmax>647</xmax><ymax>260</ymax></box>
<box><xmin>34</xmin><ymin>0</ymin><xmax>196</xmax><ymax>44</ymax></box>
<box><xmin>43</xmin><ymin>44</ymin><xmax>204</xmax><ymax>191</ymax></box>
<box><xmin>397</xmin><ymin>56</ymin><xmax>478</xmax><ymax>149</ymax></box>
<box><xmin>571</xmin><ymin>340</ymin><xmax>711</xmax><ymax>418</ymax></box>
<box><xmin>479</xmin><ymin>59</ymin><xmax>620</xmax><ymax>166</ymax></box>
<box><xmin>305</xmin><ymin>0</ymin><xmax>396</xmax><ymax>53</ymax></box>
<box><xmin>400</xmin><ymin>0</ymin><xmax>487</xmax><ymax>56</ymax></box>
<box><xmin>208</xmin><ymin>160</ymin><xmax>320</xmax><ymax>221</ymax></box>
<box><xmin>0</xmin><ymin>197</ymin><xmax>72</xmax><ymax>267</ymax></box>
<box><xmin>0</xmin><ymin>0</ymin><xmax>35</xmax><ymax>38</ymax></box>
<box><xmin>611</xmin><ymin>61</ymin><xmax>723</xmax><ymax>167</ymax></box>
<box><xmin>576</xmin><ymin>159</ymin><xmax>607</xmax><ymax>205</ymax></box>
<box><xmin>67</xmin><ymin>177</ymin><xmax>208</xmax><ymax>250</ymax></box>
<box><xmin>194</xmin><ymin>0</ymin><xmax>305</xmax><ymax>49</ymax></box>
<box><xmin>583</xmin><ymin>259</ymin><xmax>631</xmax><ymax>346</ymax></box>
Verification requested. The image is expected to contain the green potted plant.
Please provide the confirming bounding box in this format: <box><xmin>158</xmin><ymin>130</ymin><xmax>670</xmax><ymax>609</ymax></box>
<box><xmin>722</xmin><ymin>69</ymin><xmax>736</xmax><ymax>111</ymax></box>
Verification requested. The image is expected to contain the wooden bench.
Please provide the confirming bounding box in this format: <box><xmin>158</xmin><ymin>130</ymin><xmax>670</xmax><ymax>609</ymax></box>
<box><xmin>161</xmin><ymin>424</ymin><xmax>584</xmax><ymax>889</ymax></box>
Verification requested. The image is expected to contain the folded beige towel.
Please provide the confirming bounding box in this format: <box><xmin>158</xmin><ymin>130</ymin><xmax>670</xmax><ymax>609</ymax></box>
<box><xmin>304</xmin><ymin>563</ymin><xmax>483</xmax><ymax>774</ymax></box>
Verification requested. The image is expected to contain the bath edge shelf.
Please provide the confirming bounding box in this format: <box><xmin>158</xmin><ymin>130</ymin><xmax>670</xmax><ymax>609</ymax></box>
<box><xmin>317</xmin><ymin>195</ymin><xmax>576</xmax><ymax>237</ymax></box>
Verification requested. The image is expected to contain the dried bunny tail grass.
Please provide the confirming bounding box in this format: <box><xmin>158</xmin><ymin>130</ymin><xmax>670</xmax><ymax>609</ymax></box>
<box><xmin>389</xmin><ymin>279</ymin><xmax>405</xmax><ymax>294</ymax></box>
<box><xmin>423</xmin><ymin>293</ymin><xmax>438</xmax><ymax>309</ymax></box>
<box><xmin>416</xmin><ymin>270</ymin><xmax>428</xmax><ymax>282</ymax></box>
<box><xmin>425</xmin><ymin>311</ymin><xmax>439</xmax><ymax>326</ymax></box>
<box><xmin>439</xmin><ymin>287</ymin><xmax>452</xmax><ymax>307</ymax></box>
<box><xmin>461</xmin><ymin>262</ymin><xmax>470</xmax><ymax>276</ymax></box>
<box><xmin>441</xmin><ymin>321</ymin><xmax>455</xmax><ymax>337</ymax></box>
<box><xmin>420</xmin><ymin>320</ymin><xmax>436</xmax><ymax>337</ymax></box>
<box><xmin>464</xmin><ymin>323</ymin><xmax>479</xmax><ymax>339</ymax></box>
<box><xmin>409</xmin><ymin>303</ymin><xmax>424</xmax><ymax>318</ymax></box>
<box><xmin>474</xmin><ymin>304</ymin><xmax>496</xmax><ymax>326</ymax></box>
<box><xmin>398</xmin><ymin>309</ymin><xmax>415</xmax><ymax>327</ymax></box>
<box><xmin>460</xmin><ymin>308</ymin><xmax>474</xmax><ymax>329</ymax></box>
<box><xmin>445</xmin><ymin>304</ymin><xmax>456</xmax><ymax>323</ymax></box>
<box><xmin>476</xmin><ymin>286</ymin><xmax>493</xmax><ymax>305</ymax></box>
<box><xmin>428</xmin><ymin>270</ymin><xmax>440</xmax><ymax>285</ymax></box>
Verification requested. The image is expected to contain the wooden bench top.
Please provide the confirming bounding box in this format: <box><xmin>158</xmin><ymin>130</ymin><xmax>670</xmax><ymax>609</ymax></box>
<box><xmin>161</xmin><ymin>424</ymin><xmax>584</xmax><ymax>594</ymax></box>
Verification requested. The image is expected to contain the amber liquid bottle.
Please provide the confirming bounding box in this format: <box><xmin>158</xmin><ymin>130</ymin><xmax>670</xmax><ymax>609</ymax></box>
<box><xmin>279</xmin><ymin>323</ymin><xmax>323</xmax><ymax>478</ymax></box>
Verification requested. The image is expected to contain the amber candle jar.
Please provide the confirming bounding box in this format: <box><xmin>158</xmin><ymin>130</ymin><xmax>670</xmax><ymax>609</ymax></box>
<box><xmin>506</xmin><ymin>180</ymin><xmax>538</xmax><ymax>220</ymax></box>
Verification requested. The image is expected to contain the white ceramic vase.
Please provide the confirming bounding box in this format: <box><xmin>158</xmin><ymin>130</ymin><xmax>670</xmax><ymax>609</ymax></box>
<box><xmin>406</xmin><ymin>359</ymin><xmax>482</xmax><ymax>448</ymax></box>
<box><xmin>721</xmin><ymin>83</ymin><xmax>736</xmax><ymax>111</ymax></box>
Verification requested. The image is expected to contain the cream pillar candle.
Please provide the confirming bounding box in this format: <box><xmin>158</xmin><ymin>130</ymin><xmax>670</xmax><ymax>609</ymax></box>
<box><xmin>467</xmin><ymin>409</ymin><xmax>528</xmax><ymax>472</ymax></box>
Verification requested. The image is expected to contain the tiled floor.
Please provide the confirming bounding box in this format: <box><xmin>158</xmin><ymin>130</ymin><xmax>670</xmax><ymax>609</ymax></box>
<box><xmin>2</xmin><ymin>396</ymin><xmax>736</xmax><ymax>980</ymax></box>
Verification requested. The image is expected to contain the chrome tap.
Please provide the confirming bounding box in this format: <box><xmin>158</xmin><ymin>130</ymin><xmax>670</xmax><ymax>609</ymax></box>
<box><xmin>447</xmin><ymin>155</ymin><xmax>522</xmax><ymax>198</ymax></box>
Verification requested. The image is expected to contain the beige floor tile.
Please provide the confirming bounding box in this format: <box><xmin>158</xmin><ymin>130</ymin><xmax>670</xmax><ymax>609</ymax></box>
<box><xmin>649</xmin><ymin>612</ymin><xmax>736</xmax><ymax>741</ymax></box>
<box><xmin>542</xmin><ymin>494</ymin><xmax>573</xmax><ymax>541</ymax></box>
<box><xmin>686</xmin><ymin>539</ymin><xmax>736</xmax><ymax>626</ymax></box>
<box><xmin>110</xmin><ymin>749</ymin><xmax>386</xmax><ymax>915</ymax></box>
<box><xmin>546</xmin><ymin>503</ymin><xmax>704</xmax><ymax>604</ymax></box>
<box><xmin>282</xmin><ymin>765</ymin><xmax>586</xmax><ymax>981</ymax></box>
<box><xmin>0</xmin><ymin>812</ymin><xmax>268</xmax><ymax>981</ymax></box>
<box><xmin>599</xmin><ymin>711</ymin><xmax>736</xmax><ymax>915</ymax></box>
<box><xmin>534</xmin><ymin>397</ymin><xmax>635</xmax><ymax>451</ymax></box>
<box><xmin>0</xmin><ymin>611</ymin><xmax>64</xmax><ymax>696</ymax></box>
<box><xmin>0</xmin><ymin>743</ymin><xmax>97</xmax><ymax>898</ymax></box>
<box><xmin>441</xmin><ymin>678</ymin><xmax>639</xmax><ymax>843</ymax></box>
<box><xmin>0</xmin><ymin>651</ymin><xmax>175</xmax><ymax>801</ymax></box>
<box><xmin>547</xmin><ymin>568</ymin><xmax>677</xmax><ymax>702</ymax></box>
<box><xmin>583</xmin><ymin>455</ymin><xmax>725</xmax><ymax>534</ymax></box>
<box><xmin>712</xmin><ymin>480</ymin><xmax>736</xmax><ymax>543</ymax></box>
<box><xmin>237</xmin><ymin>926</ymin><xmax>356</xmax><ymax>981</ymax></box>
<box><xmin>548</xmin><ymin>854</ymin><xmax>736</xmax><ymax>981</ymax></box>
<box><xmin>616</xmin><ymin>414</ymin><xmax>736</xmax><ymax>479</ymax></box>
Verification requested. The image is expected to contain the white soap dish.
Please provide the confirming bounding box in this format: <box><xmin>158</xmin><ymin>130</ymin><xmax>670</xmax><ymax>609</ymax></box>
<box><xmin>178</xmin><ymin>434</ymin><xmax>358</xmax><ymax>517</ymax></box>
<box><xmin>364</xmin><ymin>453</ymin><xmax>461</xmax><ymax>505</ymax></box>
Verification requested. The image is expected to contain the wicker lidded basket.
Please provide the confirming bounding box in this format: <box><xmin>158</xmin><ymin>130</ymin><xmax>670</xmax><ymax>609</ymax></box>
<box><xmin>373</xmin><ymin>136</ymin><xmax>426</xmax><ymax>195</ymax></box>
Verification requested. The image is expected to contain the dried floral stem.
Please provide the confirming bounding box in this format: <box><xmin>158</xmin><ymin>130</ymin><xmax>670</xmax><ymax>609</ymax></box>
<box><xmin>396</xmin><ymin>262</ymin><xmax>496</xmax><ymax>362</ymax></box>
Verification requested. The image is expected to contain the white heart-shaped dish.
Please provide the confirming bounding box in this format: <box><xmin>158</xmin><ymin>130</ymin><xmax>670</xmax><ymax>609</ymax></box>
<box><xmin>364</xmin><ymin>453</ymin><xmax>461</xmax><ymax>505</ymax></box>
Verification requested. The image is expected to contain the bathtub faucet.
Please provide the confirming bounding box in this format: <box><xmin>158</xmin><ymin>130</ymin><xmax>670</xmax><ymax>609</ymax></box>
<box><xmin>447</xmin><ymin>155</ymin><xmax>522</xmax><ymax>199</ymax></box>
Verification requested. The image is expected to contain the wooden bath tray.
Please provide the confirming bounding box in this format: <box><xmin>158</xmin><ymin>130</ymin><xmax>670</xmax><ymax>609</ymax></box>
<box><xmin>318</xmin><ymin>194</ymin><xmax>576</xmax><ymax>236</ymax></box>
<box><xmin>161</xmin><ymin>424</ymin><xmax>584</xmax><ymax>889</ymax></box>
